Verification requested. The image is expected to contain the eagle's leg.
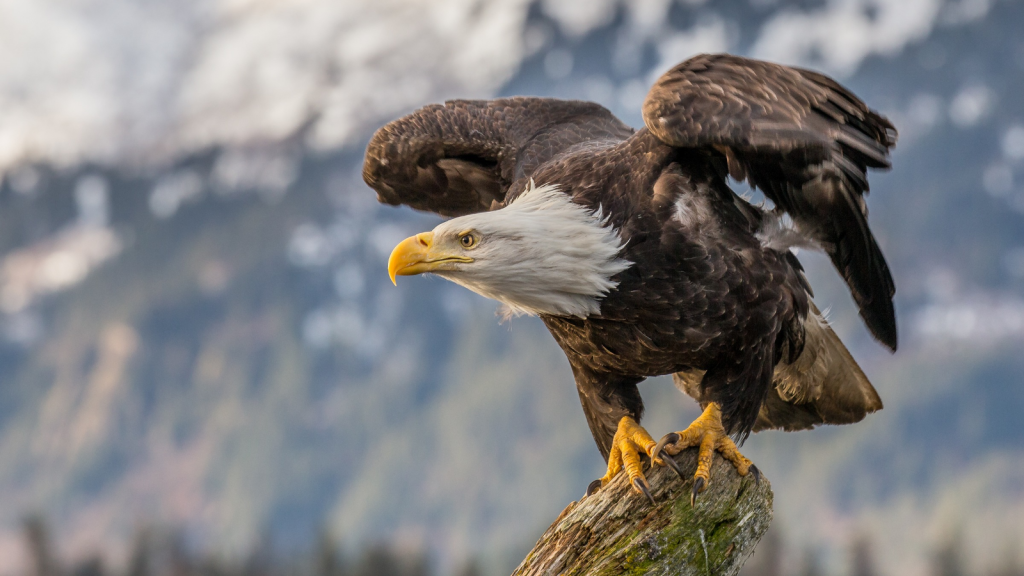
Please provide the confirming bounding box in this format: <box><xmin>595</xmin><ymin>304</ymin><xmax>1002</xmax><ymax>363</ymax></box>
<box><xmin>587</xmin><ymin>416</ymin><xmax>658</xmax><ymax>504</ymax></box>
<box><xmin>652</xmin><ymin>403</ymin><xmax>759</xmax><ymax>506</ymax></box>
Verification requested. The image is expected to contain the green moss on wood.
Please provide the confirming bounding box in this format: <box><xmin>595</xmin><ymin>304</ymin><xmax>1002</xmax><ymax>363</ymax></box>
<box><xmin>513</xmin><ymin>448</ymin><xmax>773</xmax><ymax>576</ymax></box>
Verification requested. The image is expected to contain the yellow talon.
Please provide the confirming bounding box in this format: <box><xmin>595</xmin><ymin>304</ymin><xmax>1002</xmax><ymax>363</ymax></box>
<box><xmin>655</xmin><ymin>402</ymin><xmax>756</xmax><ymax>505</ymax></box>
<box><xmin>594</xmin><ymin>416</ymin><xmax>658</xmax><ymax>503</ymax></box>
<box><xmin>587</xmin><ymin>405</ymin><xmax>758</xmax><ymax>506</ymax></box>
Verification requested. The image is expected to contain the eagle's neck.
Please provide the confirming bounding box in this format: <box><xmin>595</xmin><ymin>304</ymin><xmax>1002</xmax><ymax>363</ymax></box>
<box><xmin>433</xmin><ymin>182</ymin><xmax>632</xmax><ymax>319</ymax></box>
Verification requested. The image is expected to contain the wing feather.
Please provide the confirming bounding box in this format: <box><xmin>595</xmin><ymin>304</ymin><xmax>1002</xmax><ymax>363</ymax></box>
<box><xmin>363</xmin><ymin>97</ymin><xmax>633</xmax><ymax>217</ymax></box>
<box><xmin>643</xmin><ymin>54</ymin><xmax>898</xmax><ymax>350</ymax></box>
<box><xmin>672</xmin><ymin>304</ymin><xmax>883</xmax><ymax>432</ymax></box>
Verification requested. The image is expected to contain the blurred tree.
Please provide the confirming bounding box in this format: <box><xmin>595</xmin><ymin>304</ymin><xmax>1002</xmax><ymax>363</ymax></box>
<box><xmin>454</xmin><ymin>558</ymin><xmax>482</xmax><ymax>576</ymax></box>
<box><xmin>403</xmin><ymin>553</ymin><xmax>430</xmax><ymax>576</ymax></box>
<box><xmin>18</xmin><ymin>516</ymin><xmax>461</xmax><ymax>576</ymax></box>
<box><xmin>352</xmin><ymin>546</ymin><xmax>399</xmax><ymax>576</ymax></box>
<box><xmin>932</xmin><ymin>531</ymin><xmax>967</xmax><ymax>576</ymax></box>
<box><xmin>799</xmin><ymin>547</ymin><xmax>824</xmax><ymax>576</ymax></box>
<box><xmin>167</xmin><ymin>530</ymin><xmax>196</xmax><ymax>576</ymax></box>
<box><xmin>350</xmin><ymin>545</ymin><xmax>432</xmax><ymax>576</ymax></box>
<box><xmin>242</xmin><ymin>530</ymin><xmax>275</xmax><ymax>576</ymax></box>
<box><xmin>126</xmin><ymin>527</ymin><xmax>153</xmax><ymax>576</ymax></box>
<box><xmin>313</xmin><ymin>529</ymin><xmax>345</xmax><ymax>576</ymax></box>
<box><xmin>851</xmin><ymin>534</ymin><xmax>881</xmax><ymax>576</ymax></box>
<box><xmin>990</xmin><ymin>543</ymin><xmax>1024</xmax><ymax>576</ymax></box>
<box><xmin>69</xmin><ymin>558</ymin><xmax>103</xmax><ymax>576</ymax></box>
<box><xmin>23</xmin><ymin>515</ymin><xmax>59</xmax><ymax>576</ymax></box>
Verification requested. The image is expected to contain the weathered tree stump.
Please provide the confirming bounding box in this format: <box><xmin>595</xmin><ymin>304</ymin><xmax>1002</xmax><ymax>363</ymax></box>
<box><xmin>513</xmin><ymin>447</ymin><xmax>773</xmax><ymax>575</ymax></box>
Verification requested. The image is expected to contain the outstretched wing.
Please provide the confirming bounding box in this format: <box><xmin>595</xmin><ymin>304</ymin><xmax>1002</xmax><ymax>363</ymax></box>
<box><xmin>363</xmin><ymin>97</ymin><xmax>634</xmax><ymax>217</ymax></box>
<box><xmin>643</xmin><ymin>54</ymin><xmax>898</xmax><ymax>350</ymax></box>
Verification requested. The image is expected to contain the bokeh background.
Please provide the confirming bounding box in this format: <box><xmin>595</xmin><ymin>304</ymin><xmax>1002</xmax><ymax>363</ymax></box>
<box><xmin>1</xmin><ymin>0</ymin><xmax>1023</xmax><ymax>574</ymax></box>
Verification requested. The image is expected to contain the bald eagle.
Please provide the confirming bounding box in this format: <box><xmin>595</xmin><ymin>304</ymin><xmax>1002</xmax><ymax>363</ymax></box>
<box><xmin>364</xmin><ymin>54</ymin><xmax>895</xmax><ymax>504</ymax></box>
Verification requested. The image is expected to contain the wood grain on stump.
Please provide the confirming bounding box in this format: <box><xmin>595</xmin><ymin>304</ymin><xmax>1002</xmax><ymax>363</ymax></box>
<box><xmin>513</xmin><ymin>447</ymin><xmax>773</xmax><ymax>576</ymax></box>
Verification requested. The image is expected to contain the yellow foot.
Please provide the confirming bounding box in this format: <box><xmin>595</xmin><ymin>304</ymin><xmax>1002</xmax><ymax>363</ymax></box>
<box><xmin>585</xmin><ymin>416</ymin><xmax>658</xmax><ymax>504</ymax></box>
<box><xmin>652</xmin><ymin>403</ymin><xmax>760</xmax><ymax>507</ymax></box>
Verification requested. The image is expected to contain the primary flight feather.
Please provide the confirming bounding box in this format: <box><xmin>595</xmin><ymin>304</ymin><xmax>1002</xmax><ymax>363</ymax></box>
<box><xmin>364</xmin><ymin>54</ymin><xmax>895</xmax><ymax>503</ymax></box>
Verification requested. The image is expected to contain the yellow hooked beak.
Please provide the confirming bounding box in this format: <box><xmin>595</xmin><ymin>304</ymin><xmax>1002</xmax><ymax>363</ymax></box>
<box><xmin>388</xmin><ymin>232</ymin><xmax>474</xmax><ymax>284</ymax></box>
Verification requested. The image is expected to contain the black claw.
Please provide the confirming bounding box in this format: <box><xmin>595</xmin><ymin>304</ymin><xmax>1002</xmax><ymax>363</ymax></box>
<box><xmin>749</xmin><ymin>465</ymin><xmax>761</xmax><ymax>486</ymax></box>
<box><xmin>661</xmin><ymin>451</ymin><xmax>685</xmax><ymax>480</ymax></box>
<box><xmin>633</xmin><ymin>477</ymin><xmax>656</xmax><ymax>506</ymax></box>
<box><xmin>652</xmin><ymin>432</ymin><xmax>680</xmax><ymax>466</ymax></box>
<box><xmin>585</xmin><ymin>479</ymin><xmax>603</xmax><ymax>497</ymax></box>
<box><xmin>690</xmin><ymin>477</ymin><xmax>706</xmax><ymax>508</ymax></box>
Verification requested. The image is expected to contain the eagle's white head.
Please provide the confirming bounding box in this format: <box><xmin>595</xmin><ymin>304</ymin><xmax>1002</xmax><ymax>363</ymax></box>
<box><xmin>388</xmin><ymin>182</ymin><xmax>631</xmax><ymax>318</ymax></box>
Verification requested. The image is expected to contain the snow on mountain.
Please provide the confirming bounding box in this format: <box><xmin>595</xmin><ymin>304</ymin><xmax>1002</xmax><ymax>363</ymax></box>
<box><xmin>0</xmin><ymin>0</ymin><xmax>991</xmax><ymax>178</ymax></box>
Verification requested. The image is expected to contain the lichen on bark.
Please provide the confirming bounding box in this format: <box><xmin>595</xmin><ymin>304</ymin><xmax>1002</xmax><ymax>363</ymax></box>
<box><xmin>512</xmin><ymin>446</ymin><xmax>773</xmax><ymax>576</ymax></box>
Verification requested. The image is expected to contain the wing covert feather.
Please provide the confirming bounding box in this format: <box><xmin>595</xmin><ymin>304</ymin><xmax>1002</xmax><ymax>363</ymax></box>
<box><xmin>643</xmin><ymin>54</ymin><xmax>898</xmax><ymax>350</ymax></box>
<box><xmin>363</xmin><ymin>97</ymin><xmax>633</xmax><ymax>217</ymax></box>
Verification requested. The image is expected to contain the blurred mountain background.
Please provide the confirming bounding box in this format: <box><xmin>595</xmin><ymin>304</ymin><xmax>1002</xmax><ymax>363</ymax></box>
<box><xmin>1</xmin><ymin>0</ymin><xmax>1023</xmax><ymax>574</ymax></box>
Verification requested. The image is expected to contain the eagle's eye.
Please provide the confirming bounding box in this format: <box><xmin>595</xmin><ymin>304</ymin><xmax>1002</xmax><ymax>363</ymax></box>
<box><xmin>459</xmin><ymin>233</ymin><xmax>477</xmax><ymax>248</ymax></box>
